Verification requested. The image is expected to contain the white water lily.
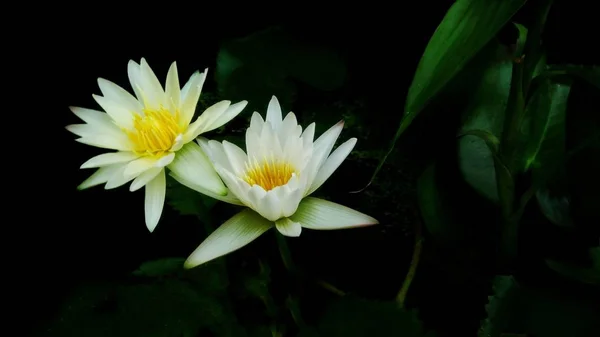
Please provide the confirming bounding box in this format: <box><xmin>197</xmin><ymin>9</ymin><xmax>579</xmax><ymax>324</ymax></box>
<box><xmin>67</xmin><ymin>58</ymin><xmax>247</xmax><ymax>232</ymax></box>
<box><xmin>171</xmin><ymin>96</ymin><xmax>378</xmax><ymax>268</ymax></box>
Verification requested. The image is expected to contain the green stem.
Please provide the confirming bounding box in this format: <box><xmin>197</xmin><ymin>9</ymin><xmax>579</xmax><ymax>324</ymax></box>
<box><xmin>497</xmin><ymin>56</ymin><xmax>525</xmax><ymax>263</ymax></box>
<box><xmin>275</xmin><ymin>232</ymin><xmax>296</xmax><ymax>273</ymax></box>
<box><xmin>275</xmin><ymin>232</ymin><xmax>305</xmax><ymax>329</ymax></box>
<box><xmin>396</xmin><ymin>215</ymin><xmax>423</xmax><ymax>308</ymax></box>
<box><xmin>275</xmin><ymin>231</ymin><xmax>346</xmax><ymax>296</ymax></box>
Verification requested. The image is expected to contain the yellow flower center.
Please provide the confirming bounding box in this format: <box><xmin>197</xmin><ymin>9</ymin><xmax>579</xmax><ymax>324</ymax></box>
<box><xmin>127</xmin><ymin>107</ymin><xmax>182</xmax><ymax>155</ymax></box>
<box><xmin>243</xmin><ymin>157</ymin><xmax>297</xmax><ymax>191</ymax></box>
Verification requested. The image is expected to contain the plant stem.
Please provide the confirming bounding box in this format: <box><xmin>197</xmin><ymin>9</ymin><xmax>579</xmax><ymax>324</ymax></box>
<box><xmin>275</xmin><ymin>232</ymin><xmax>296</xmax><ymax>273</ymax></box>
<box><xmin>396</xmin><ymin>214</ymin><xmax>423</xmax><ymax>308</ymax></box>
<box><xmin>274</xmin><ymin>232</ymin><xmax>306</xmax><ymax>329</ymax></box>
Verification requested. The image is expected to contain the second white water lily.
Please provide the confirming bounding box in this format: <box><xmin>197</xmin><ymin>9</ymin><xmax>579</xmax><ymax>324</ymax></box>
<box><xmin>172</xmin><ymin>96</ymin><xmax>378</xmax><ymax>268</ymax></box>
<box><xmin>67</xmin><ymin>58</ymin><xmax>247</xmax><ymax>231</ymax></box>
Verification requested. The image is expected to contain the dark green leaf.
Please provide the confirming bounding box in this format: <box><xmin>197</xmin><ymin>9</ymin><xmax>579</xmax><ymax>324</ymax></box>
<box><xmin>317</xmin><ymin>296</ymin><xmax>435</xmax><ymax>337</ymax></box>
<box><xmin>45</xmin><ymin>263</ymin><xmax>234</xmax><ymax>337</ymax></box>
<box><xmin>166</xmin><ymin>176</ymin><xmax>217</xmax><ymax>218</ymax></box>
<box><xmin>406</xmin><ymin>0</ymin><xmax>526</xmax><ymax>115</ymax></box>
<box><xmin>521</xmin><ymin>80</ymin><xmax>572</xmax><ymax>174</ymax></box>
<box><xmin>535</xmin><ymin>186</ymin><xmax>572</xmax><ymax>227</ymax></box>
<box><xmin>215</xmin><ymin>27</ymin><xmax>346</xmax><ymax>112</ymax></box>
<box><xmin>457</xmin><ymin>44</ymin><xmax>513</xmax><ymax>202</ymax></box>
<box><xmin>217</xmin><ymin>65</ymin><xmax>297</xmax><ymax>114</ymax></box>
<box><xmin>132</xmin><ymin>258</ymin><xmax>185</xmax><ymax>277</ymax></box>
<box><xmin>512</xmin><ymin>22</ymin><xmax>528</xmax><ymax>57</ymax></box>
<box><xmin>417</xmin><ymin>163</ymin><xmax>462</xmax><ymax>245</ymax></box>
<box><xmin>242</xmin><ymin>261</ymin><xmax>271</xmax><ymax>299</ymax></box>
<box><xmin>368</xmin><ymin>2</ymin><xmax>525</xmax><ymax>190</ymax></box>
<box><xmin>46</xmin><ymin>279</ymin><xmax>233</xmax><ymax>337</ymax></box>
<box><xmin>297</xmin><ymin>327</ymin><xmax>321</xmax><ymax>337</ymax></box>
<box><xmin>521</xmin><ymin>0</ymin><xmax>553</xmax><ymax>92</ymax></box>
<box><xmin>367</xmin><ymin>0</ymin><xmax>526</xmax><ymax>187</ymax></box>
<box><xmin>546</xmin><ymin>247</ymin><xmax>600</xmax><ymax>285</ymax></box>
<box><xmin>546</xmin><ymin>64</ymin><xmax>600</xmax><ymax>90</ymax></box>
<box><xmin>479</xmin><ymin>275</ymin><xmax>599</xmax><ymax>337</ymax></box>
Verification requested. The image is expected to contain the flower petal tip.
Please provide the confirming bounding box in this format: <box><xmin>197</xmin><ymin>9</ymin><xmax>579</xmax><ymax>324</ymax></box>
<box><xmin>183</xmin><ymin>258</ymin><xmax>200</xmax><ymax>270</ymax></box>
<box><xmin>216</xmin><ymin>186</ymin><xmax>229</xmax><ymax>196</ymax></box>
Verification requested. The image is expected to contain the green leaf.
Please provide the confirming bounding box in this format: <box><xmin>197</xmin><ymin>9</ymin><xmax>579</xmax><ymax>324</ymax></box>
<box><xmin>367</xmin><ymin>0</ymin><xmax>526</xmax><ymax>187</ymax></box>
<box><xmin>535</xmin><ymin>186</ymin><xmax>572</xmax><ymax>227</ymax></box>
<box><xmin>406</xmin><ymin>0</ymin><xmax>526</xmax><ymax>115</ymax></box>
<box><xmin>457</xmin><ymin>44</ymin><xmax>514</xmax><ymax>202</ymax></box>
<box><xmin>528</xmin><ymin>81</ymin><xmax>572</xmax><ymax>224</ymax></box>
<box><xmin>520</xmin><ymin>80</ymin><xmax>572</xmax><ymax>174</ymax></box>
<box><xmin>545</xmin><ymin>247</ymin><xmax>600</xmax><ymax>285</ymax></box>
<box><xmin>479</xmin><ymin>275</ymin><xmax>599</xmax><ymax>337</ymax></box>
<box><xmin>217</xmin><ymin>64</ymin><xmax>297</xmax><ymax>114</ymax></box>
<box><xmin>132</xmin><ymin>258</ymin><xmax>186</xmax><ymax>277</ymax></box>
<box><xmin>215</xmin><ymin>27</ymin><xmax>347</xmax><ymax>112</ymax></box>
<box><xmin>317</xmin><ymin>296</ymin><xmax>435</xmax><ymax>337</ymax></box>
<box><xmin>166</xmin><ymin>175</ymin><xmax>217</xmax><ymax>217</ymax></box>
<box><xmin>46</xmin><ymin>279</ymin><xmax>233</xmax><ymax>337</ymax></box>
<box><xmin>417</xmin><ymin>163</ymin><xmax>462</xmax><ymax>245</ymax></box>
<box><xmin>45</xmin><ymin>264</ymin><xmax>234</xmax><ymax>337</ymax></box>
<box><xmin>546</xmin><ymin>64</ymin><xmax>600</xmax><ymax>90</ymax></box>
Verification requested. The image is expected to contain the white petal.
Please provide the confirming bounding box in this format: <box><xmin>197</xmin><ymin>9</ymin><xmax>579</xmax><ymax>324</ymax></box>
<box><xmin>278</xmin><ymin>112</ymin><xmax>301</xmax><ymax>145</ymax></box>
<box><xmin>222</xmin><ymin>140</ymin><xmax>248</xmax><ymax>176</ymax></box>
<box><xmin>258</xmin><ymin>120</ymin><xmax>283</xmax><ymax>157</ymax></box>
<box><xmin>180</xmin><ymin>69</ymin><xmax>207</xmax><ymax>129</ymax></box>
<box><xmin>197</xmin><ymin>138</ymin><xmax>235</xmax><ymax>173</ymax></box>
<box><xmin>306</xmin><ymin>137</ymin><xmax>357</xmax><ymax>196</ymax></box>
<box><xmin>80</xmin><ymin>152</ymin><xmax>139</xmax><ymax>169</ymax></box>
<box><xmin>144</xmin><ymin>169</ymin><xmax>166</xmax><ymax>232</ymax></box>
<box><xmin>69</xmin><ymin>107</ymin><xmax>121</xmax><ymax>134</ymax></box>
<box><xmin>256</xmin><ymin>191</ymin><xmax>283</xmax><ymax>222</ymax></box>
<box><xmin>92</xmin><ymin>94</ymin><xmax>134</xmax><ymax>129</ymax></box>
<box><xmin>290</xmin><ymin>197</ymin><xmax>378</xmax><ymax>230</ymax></box>
<box><xmin>190</xmin><ymin>100</ymin><xmax>248</xmax><ymax>136</ymax></box>
<box><xmin>170</xmin><ymin>172</ymin><xmax>243</xmax><ymax>206</ymax></box>
<box><xmin>245</xmin><ymin>129</ymin><xmax>262</xmax><ymax>160</ymax></box>
<box><xmin>167</xmin><ymin>141</ymin><xmax>227</xmax><ymax>195</ymax></box>
<box><xmin>169</xmin><ymin>134</ymin><xmax>184</xmax><ymax>152</ymax></box>
<box><xmin>183</xmin><ymin>100</ymin><xmax>230</xmax><ymax>143</ymax></box>
<box><xmin>280</xmin><ymin>184</ymin><xmax>304</xmax><ymax>217</ymax></box>
<box><xmin>105</xmin><ymin>164</ymin><xmax>135</xmax><ymax>189</ymax></box>
<box><xmin>139</xmin><ymin>58</ymin><xmax>166</xmax><ymax>110</ymax></box>
<box><xmin>184</xmin><ymin>209</ymin><xmax>273</xmax><ymax>268</ymax></box>
<box><xmin>67</xmin><ymin>124</ymin><xmax>129</xmax><ymax>147</ymax></box>
<box><xmin>266</xmin><ymin>96</ymin><xmax>283</xmax><ymax>129</ymax></box>
<box><xmin>124</xmin><ymin>156</ymin><xmax>159</xmax><ymax>179</ymax></box>
<box><xmin>127</xmin><ymin>60</ymin><xmax>144</xmax><ymax>102</ymax></box>
<box><xmin>275</xmin><ymin>217</ymin><xmax>302</xmax><ymax>237</ymax></box>
<box><xmin>77</xmin><ymin>165</ymin><xmax>121</xmax><ymax>190</ymax></box>
<box><xmin>301</xmin><ymin>122</ymin><xmax>316</xmax><ymax>148</ymax></box>
<box><xmin>248</xmin><ymin>111</ymin><xmax>265</xmax><ymax>134</ymax></box>
<box><xmin>156</xmin><ymin>152</ymin><xmax>175</xmax><ymax>167</ymax></box>
<box><xmin>130</xmin><ymin>167</ymin><xmax>163</xmax><ymax>192</ymax></box>
<box><xmin>165</xmin><ymin>62</ymin><xmax>180</xmax><ymax>113</ymax></box>
<box><xmin>75</xmin><ymin>135</ymin><xmax>132</xmax><ymax>152</ymax></box>
<box><xmin>218</xmin><ymin>169</ymin><xmax>255</xmax><ymax>207</ymax></box>
<box><xmin>66</xmin><ymin>124</ymin><xmax>106</xmax><ymax>138</ymax></box>
<box><xmin>97</xmin><ymin>78</ymin><xmax>142</xmax><ymax>115</ymax></box>
<box><xmin>312</xmin><ymin>120</ymin><xmax>344</xmax><ymax>169</ymax></box>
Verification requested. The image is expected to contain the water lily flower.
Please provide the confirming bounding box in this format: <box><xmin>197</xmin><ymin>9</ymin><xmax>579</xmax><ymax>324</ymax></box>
<box><xmin>171</xmin><ymin>96</ymin><xmax>378</xmax><ymax>268</ymax></box>
<box><xmin>67</xmin><ymin>58</ymin><xmax>247</xmax><ymax>232</ymax></box>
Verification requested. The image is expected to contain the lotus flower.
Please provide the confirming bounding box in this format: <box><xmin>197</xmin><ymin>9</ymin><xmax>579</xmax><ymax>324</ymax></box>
<box><xmin>172</xmin><ymin>96</ymin><xmax>378</xmax><ymax>268</ymax></box>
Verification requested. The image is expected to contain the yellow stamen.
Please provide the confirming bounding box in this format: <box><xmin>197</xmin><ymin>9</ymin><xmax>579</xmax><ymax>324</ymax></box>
<box><xmin>126</xmin><ymin>107</ymin><xmax>182</xmax><ymax>155</ymax></box>
<box><xmin>243</xmin><ymin>156</ymin><xmax>296</xmax><ymax>191</ymax></box>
